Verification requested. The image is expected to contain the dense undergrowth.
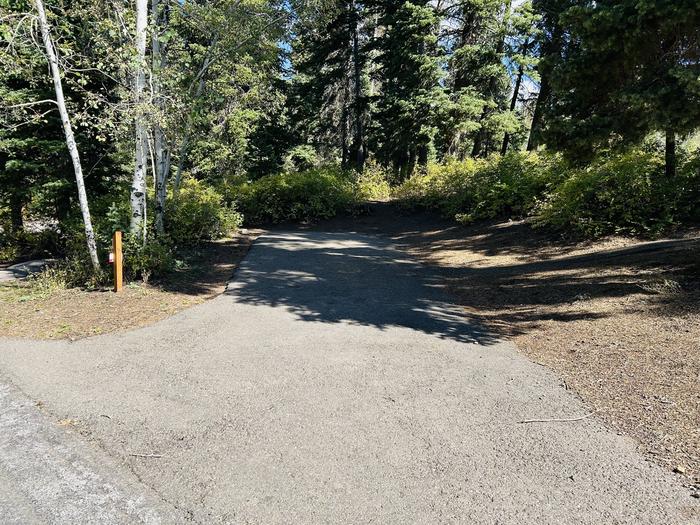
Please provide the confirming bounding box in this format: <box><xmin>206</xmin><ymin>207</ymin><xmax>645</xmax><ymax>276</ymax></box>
<box><xmin>395</xmin><ymin>150</ymin><xmax>700</xmax><ymax>237</ymax></box>
<box><xmin>228</xmin><ymin>165</ymin><xmax>391</xmax><ymax>225</ymax></box>
<box><xmin>3</xmin><ymin>147</ymin><xmax>698</xmax><ymax>292</ymax></box>
<box><xmin>1</xmin><ymin>176</ymin><xmax>242</xmax><ymax>288</ymax></box>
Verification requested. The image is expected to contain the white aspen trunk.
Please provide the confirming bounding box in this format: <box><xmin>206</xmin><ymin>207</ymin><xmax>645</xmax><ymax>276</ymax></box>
<box><xmin>152</xmin><ymin>0</ymin><xmax>169</xmax><ymax>235</ymax></box>
<box><xmin>131</xmin><ymin>0</ymin><xmax>149</xmax><ymax>238</ymax></box>
<box><xmin>34</xmin><ymin>0</ymin><xmax>100</xmax><ymax>273</ymax></box>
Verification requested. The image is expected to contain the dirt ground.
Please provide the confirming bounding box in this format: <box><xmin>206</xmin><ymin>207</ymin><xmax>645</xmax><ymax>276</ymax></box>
<box><xmin>347</xmin><ymin>206</ymin><xmax>700</xmax><ymax>492</ymax></box>
<box><xmin>0</xmin><ymin>230</ymin><xmax>258</xmax><ymax>340</ymax></box>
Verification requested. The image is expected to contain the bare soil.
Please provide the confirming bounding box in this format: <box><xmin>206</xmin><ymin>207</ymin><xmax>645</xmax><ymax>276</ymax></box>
<box><xmin>311</xmin><ymin>203</ymin><xmax>700</xmax><ymax>491</ymax></box>
<box><xmin>0</xmin><ymin>231</ymin><xmax>259</xmax><ymax>340</ymax></box>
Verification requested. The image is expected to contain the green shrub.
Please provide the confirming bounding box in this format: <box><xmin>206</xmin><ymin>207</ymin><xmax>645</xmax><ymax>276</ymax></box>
<box><xmin>394</xmin><ymin>152</ymin><xmax>568</xmax><ymax>223</ymax></box>
<box><xmin>283</xmin><ymin>145</ymin><xmax>319</xmax><ymax>172</ymax></box>
<box><xmin>354</xmin><ymin>162</ymin><xmax>392</xmax><ymax>200</ymax></box>
<box><xmin>166</xmin><ymin>178</ymin><xmax>242</xmax><ymax>246</ymax></box>
<box><xmin>395</xmin><ymin>148</ymin><xmax>699</xmax><ymax>238</ymax></box>
<box><xmin>123</xmin><ymin>235</ymin><xmax>175</xmax><ymax>283</ymax></box>
<box><xmin>24</xmin><ymin>231</ymin><xmax>108</xmax><ymax>290</ymax></box>
<box><xmin>234</xmin><ymin>167</ymin><xmax>358</xmax><ymax>224</ymax></box>
<box><xmin>535</xmin><ymin>150</ymin><xmax>700</xmax><ymax>237</ymax></box>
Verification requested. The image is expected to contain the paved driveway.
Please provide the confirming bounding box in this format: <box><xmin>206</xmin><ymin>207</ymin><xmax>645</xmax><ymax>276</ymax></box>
<box><xmin>0</xmin><ymin>231</ymin><xmax>697</xmax><ymax>523</ymax></box>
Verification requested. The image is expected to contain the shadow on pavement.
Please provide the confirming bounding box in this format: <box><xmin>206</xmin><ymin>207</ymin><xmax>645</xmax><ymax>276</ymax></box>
<box><xmin>224</xmin><ymin>231</ymin><xmax>501</xmax><ymax>345</ymax></box>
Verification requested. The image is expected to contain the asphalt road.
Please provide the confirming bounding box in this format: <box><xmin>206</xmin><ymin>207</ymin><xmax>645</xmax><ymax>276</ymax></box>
<box><xmin>0</xmin><ymin>231</ymin><xmax>697</xmax><ymax>524</ymax></box>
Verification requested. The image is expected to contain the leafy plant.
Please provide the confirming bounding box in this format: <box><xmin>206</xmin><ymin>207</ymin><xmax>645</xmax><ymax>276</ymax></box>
<box><xmin>234</xmin><ymin>167</ymin><xmax>358</xmax><ymax>224</ymax></box>
<box><xmin>354</xmin><ymin>163</ymin><xmax>392</xmax><ymax>201</ymax></box>
<box><xmin>394</xmin><ymin>152</ymin><xmax>568</xmax><ymax>223</ymax></box>
<box><xmin>166</xmin><ymin>177</ymin><xmax>243</xmax><ymax>246</ymax></box>
<box><xmin>535</xmin><ymin>150</ymin><xmax>700</xmax><ymax>236</ymax></box>
<box><xmin>122</xmin><ymin>235</ymin><xmax>175</xmax><ymax>283</ymax></box>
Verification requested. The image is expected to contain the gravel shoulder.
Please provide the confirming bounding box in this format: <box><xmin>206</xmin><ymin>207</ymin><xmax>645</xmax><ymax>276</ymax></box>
<box><xmin>0</xmin><ymin>229</ymin><xmax>697</xmax><ymax>523</ymax></box>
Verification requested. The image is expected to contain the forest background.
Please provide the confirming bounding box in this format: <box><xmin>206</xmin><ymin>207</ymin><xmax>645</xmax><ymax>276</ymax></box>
<box><xmin>1</xmin><ymin>0</ymin><xmax>699</xmax><ymax>283</ymax></box>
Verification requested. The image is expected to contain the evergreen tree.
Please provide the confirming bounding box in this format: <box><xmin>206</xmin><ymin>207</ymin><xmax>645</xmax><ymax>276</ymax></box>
<box><xmin>372</xmin><ymin>0</ymin><xmax>446</xmax><ymax>177</ymax></box>
<box><xmin>545</xmin><ymin>0</ymin><xmax>700</xmax><ymax>176</ymax></box>
<box><xmin>526</xmin><ymin>0</ymin><xmax>573</xmax><ymax>151</ymax></box>
<box><xmin>441</xmin><ymin>0</ymin><xmax>518</xmax><ymax>159</ymax></box>
<box><xmin>288</xmin><ymin>0</ymin><xmax>369</xmax><ymax>169</ymax></box>
<box><xmin>501</xmin><ymin>0</ymin><xmax>540</xmax><ymax>154</ymax></box>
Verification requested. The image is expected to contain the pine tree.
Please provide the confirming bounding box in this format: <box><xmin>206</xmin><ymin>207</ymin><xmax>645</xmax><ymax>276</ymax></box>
<box><xmin>372</xmin><ymin>0</ymin><xmax>446</xmax><ymax>177</ymax></box>
<box><xmin>442</xmin><ymin>0</ymin><xmax>517</xmax><ymax>159</ymax></box>
<box><xmin>501</xmin><ymin>0</ymin><xmax>540</xmax><ymax>154</ymax></box>
<box><xmin>526</xmin><ymin>0</ymin><xmax>572</xmax><ymax>151</ymax></box>
<box><xmin>289</xmin><ymin>0</ymin><xmax>369</xmax><ymax>170</ymax></box>
<box><xmin>544</xmin><ymin>0</ymin><xmax>700</xmax><ymax>176</ymax></box>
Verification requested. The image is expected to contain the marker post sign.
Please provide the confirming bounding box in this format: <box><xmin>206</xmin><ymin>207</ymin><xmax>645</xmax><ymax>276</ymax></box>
<box><xmin>111</xmin><ymin>231</ymin><xmax>123</xmax><ymax>292</ymax></box>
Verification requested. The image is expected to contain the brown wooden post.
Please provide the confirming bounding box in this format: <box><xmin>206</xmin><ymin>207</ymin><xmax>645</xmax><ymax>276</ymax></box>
<box><xmin>113</xmin><ymin>230</ymin><xmax>123</xmax><ymax>292</ymax></box>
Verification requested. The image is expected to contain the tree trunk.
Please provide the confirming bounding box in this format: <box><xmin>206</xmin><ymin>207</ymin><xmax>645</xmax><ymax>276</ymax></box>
<box><xmin>350</xmin><ymin>0</ymin><xmax>365</xmax><ymax>171</ymax></box>
<box><xmin>152</xmin><ymin>0</ymin><xmax>169</xmax><ymax>235</ymax></box>
<box><xmin>665</xmin><ymin>129</ymin><xmax>676</xmax><ymax>178</ymax></box>
<box><xmin>131</xmin><ymin>0</ymin><xmax>149</xmax><ymax>239</ymax></box>
<box><xmin>502</xmin><ymin>56</ymin><xmax>525</xmax><ymax>155</ymax></box>
<box><xmin>454</xmin><ymin>9</ymin><xmax>478</xmax><ymax>91</ymax></box>
<box><xmin>527</xmin><ymin>23</ymin><xmax>563</xmax><ymax>152</ymax></box>
<box><xmin>34</xmin><ymin>0</ymin><xmax>100</xmax><ymax>272</ymax></box>
<box><xmin>527</xmin><ymin>73</ymin><xmax>549</xmax><ymax>151</ymax></box>
<box><xmin>10</xmin><ymin>198</ymin><xmax>23</xmax><ymax>232</ymax></box>
<box><xmin>340</xmin><ymin>78</ymin><xmax>350</xmax><ymax>168</ymax></box>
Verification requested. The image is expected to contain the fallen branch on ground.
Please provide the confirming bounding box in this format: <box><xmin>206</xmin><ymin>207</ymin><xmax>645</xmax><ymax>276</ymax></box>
<box><xmin>517</xmin><ymin>410</ymin><xmax>599</xmax><ymax>424</ymax></box>
<box><xmin>129</xmin><ymin>453</ymin><xmax>163</xmax><ymax>458</ymax></box>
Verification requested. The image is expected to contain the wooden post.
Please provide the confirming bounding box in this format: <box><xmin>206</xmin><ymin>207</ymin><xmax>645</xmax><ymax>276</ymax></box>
<box><xmin>113</xmin><ymin>230</ymin><xmax>123</xmax><ymax>292</ymax></box>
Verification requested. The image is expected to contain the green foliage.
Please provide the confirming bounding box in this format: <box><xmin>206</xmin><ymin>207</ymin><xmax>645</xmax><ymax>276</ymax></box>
<box><xmin>396</xmin><ymin>149</ymin><xmax>700</xmax><ymax>238</ymax></box>
<box><xmin>536</xmin><ymin>150</ymin><xmax>700</xmax><ymax>237</ymax></box>
<box><xmin>282</xmin><ymin>145</ymin><xmax>320</xmax><ymax>173</ymax></box>
<box><xmin>373</xmin><ymin>0</ymin><xmax>445</xmax><ymax>176</ymax></box>
<box><xmin>166</xmin><ymin>178</ymin><xmax>242</xmax><ymax>246</ymax></box>
<box><xmin>353</xmin><ymin>162</ymin><xmax>392</xmax><ymax>200</ymax></box>
<box><xmin>544</xmin><ymin>0</ymin><xmax>700</xmax><ymax>159</ymax></box>
<box><xmin>42</xmin><ymin>231</ymin><xmax>107</xmax><ymax>289</ymax></box>
<box><xmin>234</xmin><ymin>167</ymin><xmax>358</xmax><ymax>224</ymax></box>
<box><xmin>122</xmin><ymin>236</ymin><xmax>175</xmax><ymax>284</ymax></box>
<box><xmin>395</xmin><ymin>152</ymin><xmax>567</xmax><ymax>223</ymax></box>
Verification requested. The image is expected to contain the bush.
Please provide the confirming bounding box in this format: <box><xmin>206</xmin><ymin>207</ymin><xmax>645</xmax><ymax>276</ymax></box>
<box><xmin>394</xmin><ymin>149</ymin><xmax>700</xmax><ymax>238</ymax></box>
<box><xmin>535</xmin><ymin>150</ymin><xmax>700</xmax><ymax>237</ymax></box>
<box><xmin>24</xmin><ymin>231</ymin><xmax>108</xmax><ymax>290</ymax></box>
<box><xmin>234</xmin><ymin>167</ymin><xmax>358</xmax><ymax>224</ymax></box>
<box><xmin>283</xmin><ymin>145</ymin><xmax>319</xmax><ymax>172</ymax></box>
<box><xmin>123</xmin><ymin>235</ymin><xmax>175</xmax><ymax>283</ymax></box>
<box><xmin>394</xmin><ymin>152</ymin><xmax>568</xmax><ymax>223</ymax></box>
<box><xmin>354</xmin><ymin>162</ymin><xmax>392</xmax><ymax>201</ymax></box>
<box><xmin>166</xmin><ymin>178</ymin><xmax>242</xmax><ymax>246</ymax></box>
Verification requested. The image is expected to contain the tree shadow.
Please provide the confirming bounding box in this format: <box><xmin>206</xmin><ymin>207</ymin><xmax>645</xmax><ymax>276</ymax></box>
<box><xmin>433</xmin><ymin>237</ymin><xmax>700</xmax><ymax>336</ymax></box>
<box><xmin>155</xmin><ymin>234</ymin><xmax>257</xmax><ymax>296</ymax></box>
<box><xmin>224</xmin><ymin>231</ymin><xmax>502</xmax><ymax>345</ymax></box>
<box><xmin>294</xmin><ymin>203</ymin><xmax>699</xmax><ymax>338</ymax></box>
